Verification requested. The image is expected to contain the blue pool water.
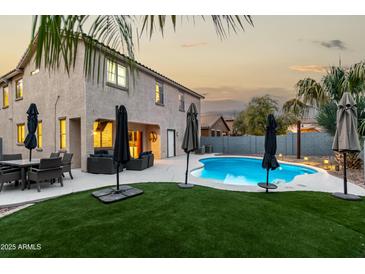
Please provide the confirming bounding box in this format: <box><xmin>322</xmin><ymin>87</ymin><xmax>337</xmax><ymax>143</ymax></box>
<box><xmin>191</xmin><ymin>157</ymin><xmax>318</xmax><ymax>185</ymax></box>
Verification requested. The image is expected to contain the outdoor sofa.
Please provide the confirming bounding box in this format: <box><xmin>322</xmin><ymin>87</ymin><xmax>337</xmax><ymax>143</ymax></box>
<box><xmin>87</xmin><ymin>150</ymin><xmax>119</xmax><ymax>174</ymax></box>
<box><xmin>126</xmin><ymin>151</ymin><xmax>154</xmax><ymax>171</ymax></box>
<box><xmin>87</xmin><ymin>150</ymin><xmax>154</xmax><ymax>173</ymax></box>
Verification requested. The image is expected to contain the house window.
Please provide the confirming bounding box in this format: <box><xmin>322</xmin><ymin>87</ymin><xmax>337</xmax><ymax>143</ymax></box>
<box><xmin>179</xmin><ymin>93</ymin><xmax>185</xmax><ymax>111</ymax></box>
<box><xmin>37</xmin><ymin>121</ymin><xmax>43</xmax><ymax>149</ymax></box>
<box><xmin>155</xmin><ymin>81</ymin><xmax>164</xmax><ymax>105</ymax></box>
<box><xmin>17</xmin><ymin>123</ymin><xmax>25</xmax><ymax>144</ymax></box>
<box><xmin>216</xmin><ymin>130</ymin><xmax>221</xmax><ymax>137</ymax></box>
<box><xmin>93</xmin><ymin>121</ymin><xmax>113</xmax><ymax>148</ymax></box>
<box><xmin>15</xmin><ymin>78</ymin><xmax>23</xmax><ymax>100</ymax></box>
<box><xmin>107</xmin><ymin>59</ymin><xmax>127</xmax><ymax>88</ymax></box>
<box><xmin>2</xmin><ymin>86</ymin><xmax>9</xmax><ymax>108</ymax></box>
<box><xmin>211</xmin><ymin>130</ymin><xmax>215</xmax><ymax>137</ymax></box>
<box><xmin>59</xmin><ymin>118</ymin><xmax>67</xmax><ymax>150</ymax></box>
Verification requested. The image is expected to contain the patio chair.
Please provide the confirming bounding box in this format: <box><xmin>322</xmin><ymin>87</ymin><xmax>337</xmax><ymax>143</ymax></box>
<box><xmin>87</xmin><ymin>155</ymin><xmax>118</xmax><ymax>174</ymax></box>
<box><xmin>2</xmin><ymin>154</ymin><xmax>22</xmax><ymax>161</ymax></box>
<box><xmin>126</xmin><ymin>156</ymin><xmax>148</xmax><ymax>171</ymax></box>
<box><xmin>61</xmin><ymin>153</ymin><xmax>74</xmax><ymax>179</ymax></box>
<box><xmin>147</xmin><ymin>152</ymin><xmax>154</xmax><ymax>168</ymax></box>
<box><xmin>28</xmin><ymin>157</ymin><xmax>63</xmax><ymax>192</ymax></box>
<box><xmin>0</xmin><ymin>167</ymin><xmax>21</xmax><ymax>192</ymax></box>
<box><xmin>50</xmin><ymin>152</ymin><xmax>61</xmax><ymax>158</ymax></box>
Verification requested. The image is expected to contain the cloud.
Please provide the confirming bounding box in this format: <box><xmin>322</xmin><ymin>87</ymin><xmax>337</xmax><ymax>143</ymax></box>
<box><xmin>289</xmin><ymin>64</ymin><xmax>328</xmax><ymax>74</ymax></box>
<box><xmin>313</xmin><ymin>39</ymin><xmax>347</xmax><ymax>50</ymax></box>
<box><xmin>181</xmin><ymin>42</ymin><xmax>208</xmax><ymax>48</ymax></box>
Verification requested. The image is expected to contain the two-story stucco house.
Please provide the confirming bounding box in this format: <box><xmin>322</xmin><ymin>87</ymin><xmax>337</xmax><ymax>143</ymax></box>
<box><xmin>0</xmin><ymin>40</ymin><xmax>203</xmax><ymax>171</ymax></box>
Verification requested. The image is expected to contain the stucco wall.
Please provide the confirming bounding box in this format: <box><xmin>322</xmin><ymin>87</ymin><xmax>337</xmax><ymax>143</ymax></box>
<box><xmin>84</xmin><ymin>52</ymin><xmax>201</xmax><ymax>163</ymax></box>
<box><xmin>0</xmin><ymin>48</ymin><xmax>86</xmax><ymax>165</ymax></box>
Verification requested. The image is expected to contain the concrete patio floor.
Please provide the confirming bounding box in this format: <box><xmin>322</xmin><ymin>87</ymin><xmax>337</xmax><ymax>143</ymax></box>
<box><xmin>1</xmin><ymin>153</ymin><xmax>365</xmax><ymax>207</ymax></box>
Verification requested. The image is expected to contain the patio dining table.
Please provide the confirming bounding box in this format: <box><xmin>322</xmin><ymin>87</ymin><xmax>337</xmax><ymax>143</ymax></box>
<box><xmin>0</xmin><ymin>159</ymin><xmax>40</xmax><ymax>190</ymax></box>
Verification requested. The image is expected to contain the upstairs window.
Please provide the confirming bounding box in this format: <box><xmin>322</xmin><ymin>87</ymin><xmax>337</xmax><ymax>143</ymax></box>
<box><xmin>15</xmin><ymin>78</ymin><xmax>23</xmax><ymax>100</ymax></box>
<box><xmin>107</xmin><ymin>59</ymin><xmax>127</xmax><ymax>89</ymax></box>
<box><xmin>179</xmin><ymin>93</ymin><xmax>185</xmax><ymax>112</ymax></box>
<box><xmin>2</xmin><ymin>86</ymin><xmax>9</xmax><ymax>108</ymax></box>
<box><xmin>155</xmin><ymin>81</ymin><xmax>164</xmax><ymax>105</ymax></box>
<box><xmin>17</xmin><ymin>123</ymin><xmax>25</xmax><ymax>144</ymax></box>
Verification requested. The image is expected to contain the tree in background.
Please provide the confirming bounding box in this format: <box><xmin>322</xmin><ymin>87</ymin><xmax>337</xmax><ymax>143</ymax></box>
<box><xmin>233</xmin><ymin>95</ymin><xmax>292</xmax><ymax>136</ymax></box>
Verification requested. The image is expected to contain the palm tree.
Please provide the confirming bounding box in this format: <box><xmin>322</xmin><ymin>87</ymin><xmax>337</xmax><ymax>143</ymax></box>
<box><xmin>30</xmin><ymin>16</ymin><xmax>253</xmax><ymax>78</ymax></box>
<box><xmin>282</xmin><ymin>98</ymin><xmax>308</xmax><ymax>159</ymax></box>
<box><xmin>295</xmin><ymin>62</ymin><xmax>365</xmax><ymax>168</ymax></box>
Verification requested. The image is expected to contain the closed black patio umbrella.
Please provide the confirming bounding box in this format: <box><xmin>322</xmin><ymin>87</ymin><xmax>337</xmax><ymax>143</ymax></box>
<box><xmin>178</xmin><ymin>103</ymin><xmax>199</xmax><ymax>188</ymax></box>
<box><xmin>113</xmin><ymin>105</ymin><xmax>131</xmax><ymax>191</ymax></box>
<box><xmin>332</xmin><ymin>92</ymin><xmax>361</xmax><ymax>201</ymax></box>
<box><xmin>24</xmin><ymin>103</ymin><xmax>39</xmax><ymax>161</ymax></box>
<box><xmin>258</xmin><ymin>114</ymin><xmax>280</xmax><ymax>192</ymax></box>
<box><xmin>92</xmin><ymin>105</ymin><xmax>143</xmax><ymax>203</ymax></box>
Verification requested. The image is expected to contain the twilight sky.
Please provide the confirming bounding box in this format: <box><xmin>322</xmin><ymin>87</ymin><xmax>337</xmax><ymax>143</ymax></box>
<box><xmin>1</xmin><ymin>15</ymin><xmax>365</xmax><ymax>114</ymax></box>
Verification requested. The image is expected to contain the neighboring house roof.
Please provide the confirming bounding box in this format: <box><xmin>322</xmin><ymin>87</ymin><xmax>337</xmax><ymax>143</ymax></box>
<box><xmin>224</xmin><ymin>119</ymin><xmax>234</xmax><ymax>132</ymax></box>
<box><xmin>0</xmin><ymin>34</ymin><xmax>204</xmax><ymax>99</ymax></box>
<box><xmin>201</xmin><ymin>114</ymin><xmax>230</xmax><ymax>131</ymax></box>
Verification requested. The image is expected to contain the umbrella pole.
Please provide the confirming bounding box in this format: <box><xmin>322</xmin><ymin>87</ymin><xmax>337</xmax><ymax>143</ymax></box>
<box><xmin>185</xmin><ymin>152</ymin><xmax>190</xmax><ymax>185</ymax></box>
<box><xmin>116</xmin><ymin>163</ymin><xmax>120</xmax><ymax>191</ymax></box>
<box><xmin>343</xmin><ymin>152</ymin><xmax>347</xmax><ymax>195</ymax></box>
<box><xmin>29</xmin><ymin>149</ymin><xmax>32</xmax><ymax>162</ymax></box>
<box><xmin>266</xmin><ymin>168</ymin><xmax>269</xmax><ymax>193</ymax></box>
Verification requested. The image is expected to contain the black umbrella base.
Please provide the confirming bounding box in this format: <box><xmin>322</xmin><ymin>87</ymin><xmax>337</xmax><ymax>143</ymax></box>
<box><xmin>92</xmin><ymin>185</ymin><xmax>143</xmax><ymax>204</ymax></box>
<box><xmin>257</xmin><ymin>182</ymin><xmax>278</xmax><ymax>190</ymax></box>
<box><xmin>332</xmin><ymin>192</ymin><xmax>362</xmax><ymax>201</ymax></box>
<box><xmin>177</xmin><ymin>183</ymin><xmax>194</xmax><ymax>189</ymax></box>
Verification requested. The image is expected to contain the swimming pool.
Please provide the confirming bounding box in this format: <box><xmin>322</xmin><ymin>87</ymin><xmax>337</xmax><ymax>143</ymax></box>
<box><xmin>191</xmin><ymin>157</ymin><xmax>318</xmax><ymax>186</ymax></box>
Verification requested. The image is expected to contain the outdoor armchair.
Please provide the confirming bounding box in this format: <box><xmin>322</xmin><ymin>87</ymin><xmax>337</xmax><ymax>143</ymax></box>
<box><xmin>0</xmin><ymin>167</ymin><xmax>21</xmax><ymax>192</ymax></box>
<box><xmin>147</xmin><ymin>152</ymin><xmax>154</xmax><ymax>167</ymax></box>
<box><xmin>50</xmin><ymin>152</ymin><xmax>61</xmax><ymax>158</ymax></box>
<box><xmin>61</xmin><ymin>153</ymin><xmax>74</xmax><ymax>179</ymax></box>
<box><xmin>87</xmin><ymin>156</ymin><xmax>118</xmax><ymax>174</ymax></box>
<box><xmin>28</xmin><ymin>157</ymin><xmax>63</xmax><ymax>192</ymax></box>
<box><xmin>126</xmin><ymin>156</ymin><xmax>148</xmax><ymax>171</ymax></box>
<box><xmin>1</xmin><ymin>154</ymin><xmax>22</xmax><ymax>161</ymax></box>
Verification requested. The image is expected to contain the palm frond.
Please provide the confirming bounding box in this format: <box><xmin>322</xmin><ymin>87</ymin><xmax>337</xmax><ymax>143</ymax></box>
<box><xmin>31</xmin><ymin>15</ymin><xmax>253</xmax><ymax>84</ymax></box>
<box><xmin>282</xmin><ymin>98</ymin><xmax>308</xmax><ymax>119</ymax></box>
<box><xmin>140</xmin><ymin>15</ymin><xmax>253</xmax><ymax>39</ymax></box>
<box><xmin>296</xmin><ymin>78</ymin><xmax>328</xmax><ymax>107</ymax></box>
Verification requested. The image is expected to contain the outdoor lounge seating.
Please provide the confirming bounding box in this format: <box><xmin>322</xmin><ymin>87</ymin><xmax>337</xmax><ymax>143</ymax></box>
<box><xmin>87</xmin><ymin>155</ymin><xmax>118</xmax><ymax>174</ymax></box>
<box><xmin>28</xmin><ymin>157</ymin><xmax>63</xmax><ymax>192</ymax></box>
<box><xmin>126</xmin><ymin>155</ymin><xmax>149</xmax><ymax>171</ymax></box>
<box><xmin>146</xmin><ymin>152</ymin><xmax>154</xmax><ymax>168</ymax></box>
<box><xmin>0</xmin><ymin>167</ymin><xmax>21</xmax><ymax>192</ymax></box>
<box><xmin>50</xmin><ymin>152</ymin><xmax>61</xmax><ymax>158</ymax></box>
<box><xmin>61</xmin><ymin>153</ymin><xmax>74</xmax><ymax>179</ymax></box>
<box><xmin>1</xmin><ymin>154</ymin><xmax>22</xmax><ymax>161</ymax></box>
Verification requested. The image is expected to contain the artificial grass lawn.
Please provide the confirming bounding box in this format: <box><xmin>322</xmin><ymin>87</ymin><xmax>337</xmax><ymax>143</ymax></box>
<box><xmin>1</xmin><ymin>183</ymin><xmax>365</xmax><ymax>258</ymax></box>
